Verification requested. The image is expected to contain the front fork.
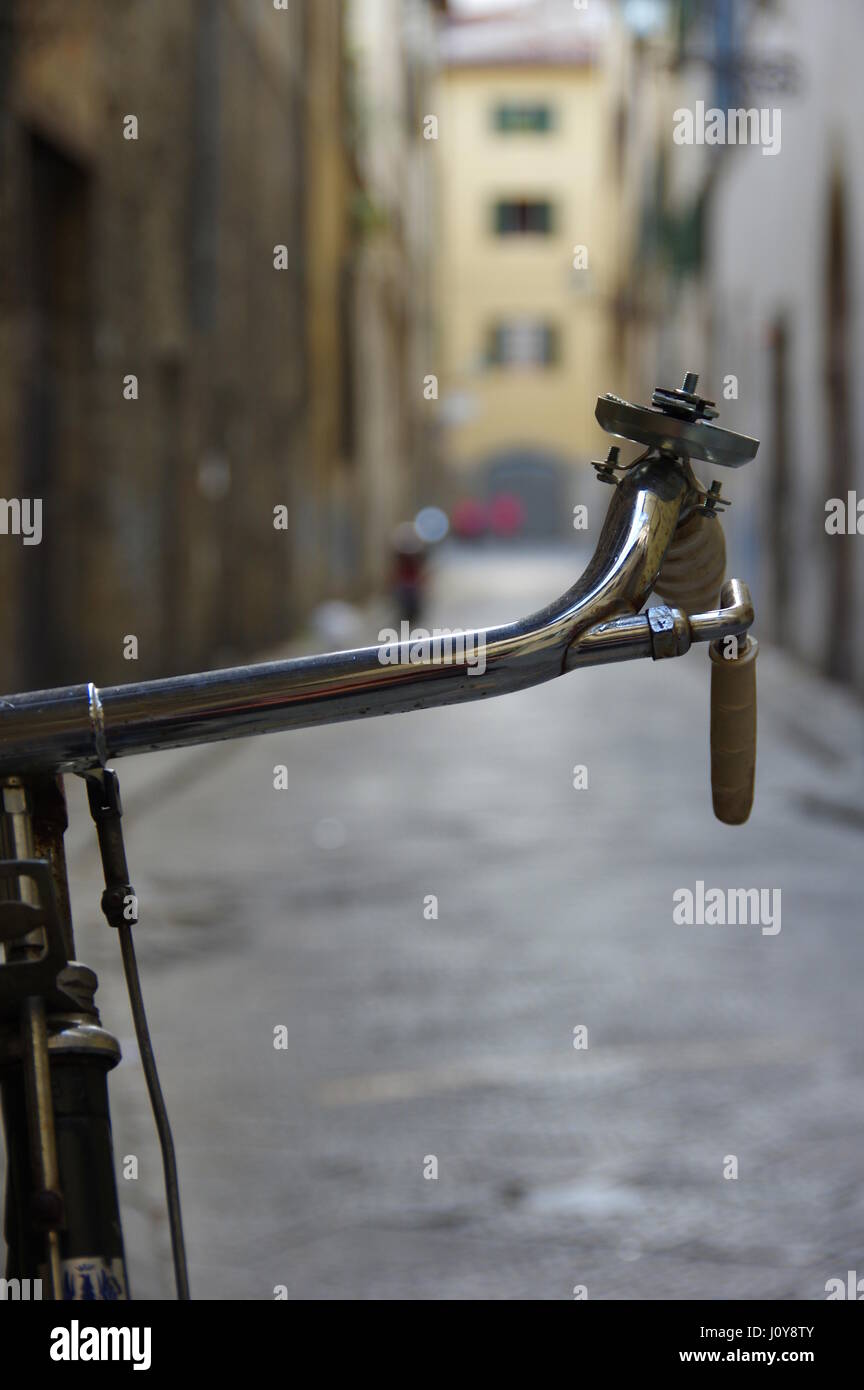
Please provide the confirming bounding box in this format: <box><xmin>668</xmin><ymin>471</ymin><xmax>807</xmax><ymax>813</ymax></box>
<box><xmin>0</xmin><ymin>775</ymin><xmax>128</xmax><ymax>1300</ymax></box>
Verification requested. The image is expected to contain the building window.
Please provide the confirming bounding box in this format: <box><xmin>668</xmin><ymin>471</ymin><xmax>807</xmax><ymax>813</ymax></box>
<box><xmin>493</xmin><ymin>103</ymin><xmax>554</xmax><ymax>134</ymax></box>
<box><xmin>486</xmin><ymin>319</ymin><xmax>560</xmax><ymax>368</ymax></box>
<box><xmin>493</xmin><ymin>199</ymin><xmax>553</xmax><ymax>235</ymax></box>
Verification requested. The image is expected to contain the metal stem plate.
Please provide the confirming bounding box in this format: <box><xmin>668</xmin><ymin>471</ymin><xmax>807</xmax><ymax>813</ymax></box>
<box><xmin>596</xmin><ymin>395</ymin><xmax>759</xmax><ymax>467</ymax></box>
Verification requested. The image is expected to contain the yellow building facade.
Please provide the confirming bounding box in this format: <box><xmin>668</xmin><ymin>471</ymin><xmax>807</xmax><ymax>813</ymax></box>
<box><xmin>434</xmin><ymin>8</ymin><xmax>622</xmax><ymax>531</ymax></box>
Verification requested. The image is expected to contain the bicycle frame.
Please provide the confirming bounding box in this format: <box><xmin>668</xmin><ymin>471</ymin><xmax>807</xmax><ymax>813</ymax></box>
<box><xmin>0</xmin><ymin>430</ymin><xmax>756</xmax><ymax>1301</ymax></box>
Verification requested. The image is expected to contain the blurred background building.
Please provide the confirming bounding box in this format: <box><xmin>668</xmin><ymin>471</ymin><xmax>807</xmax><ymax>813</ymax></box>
<box><xmin>434</xmin><ymin>0</ymin><xmax>623</xmax><ymax>536</ymax></box>
<box><xmin>433</xmin><ymin>0</ymin><xmax>864</xmax><ymax>699</ymax></box>
<box><xmin>0</xmin><ymin>0</ymin><xmax>443</xmax><ymax>691</ymax></box>
<box><xmin>343</xmin><ymin>0</ymin><xmax>443</xmax><ymax>589</ymax></box>
<box><xmin>607</xmin><ymin>0</ymin><xmax>864</xmax><ymax>697</ymax></box>
<box><xmin>3</xmin><ymin>0</ymin><xmax>861</xmax><ymax>698</ymax></box>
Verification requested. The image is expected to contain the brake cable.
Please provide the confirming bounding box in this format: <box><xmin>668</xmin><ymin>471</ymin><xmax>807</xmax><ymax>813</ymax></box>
<box><xmin>84</xmin><ymin>767</ymin><xmax>191</xmax><ymax>1300</ymax></box>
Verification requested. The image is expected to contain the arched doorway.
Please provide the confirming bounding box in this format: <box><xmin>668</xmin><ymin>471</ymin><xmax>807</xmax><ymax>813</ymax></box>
<box><xmin>481</xmin><ymin>448</ymin><xmax>570</xmax><ymax>539</ymax></box>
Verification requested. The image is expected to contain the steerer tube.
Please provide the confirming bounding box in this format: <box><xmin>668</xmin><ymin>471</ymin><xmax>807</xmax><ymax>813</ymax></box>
<box><xmin>0</xmin><ymin>456</ymin><xmax>692</xmax><ymax>776</ymax></box>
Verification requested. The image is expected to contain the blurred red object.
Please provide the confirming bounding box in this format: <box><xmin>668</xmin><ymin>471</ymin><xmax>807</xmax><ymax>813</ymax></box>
<box><xmin>488</xmin><ymin>492</ymin><xmax>524</xmax><ymax>537</ymax></box>
<box><xmin>451</xmin><ymin>498</ymin><xmax>488</xmax><ymax>539</ymax></box>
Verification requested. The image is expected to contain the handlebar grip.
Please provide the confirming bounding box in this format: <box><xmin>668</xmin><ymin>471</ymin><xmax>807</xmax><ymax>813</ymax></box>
<box><xmin>708</xmin><ymin>635</ymin><xmax>757</xmax><ymax>825</ymax></box>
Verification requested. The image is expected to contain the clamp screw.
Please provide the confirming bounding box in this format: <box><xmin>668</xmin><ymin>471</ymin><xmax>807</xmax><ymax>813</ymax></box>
<box><xmin>593</xmin><ymin>445</ymin><xmax>621</xmax><ymax>484</ymax></box>
<box><xmin>702</xmin><ymin>479</ymin><xmax>729</xmax><ymax>516</ymax></box>
<box><xmin>652</xmin><ymin>370</ymin><xmax>719</xmax><ymax>424</ymax></box>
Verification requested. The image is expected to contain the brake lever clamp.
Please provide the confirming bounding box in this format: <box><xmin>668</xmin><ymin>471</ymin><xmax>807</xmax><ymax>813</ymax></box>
<box><xmin>590</xmin><ymin>441</ymin><xmax>729</xmax><ymax>524</ymax></box>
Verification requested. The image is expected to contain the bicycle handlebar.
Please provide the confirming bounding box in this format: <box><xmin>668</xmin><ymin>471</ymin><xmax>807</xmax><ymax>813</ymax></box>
<box><xmin>0</xmin><ymin>453</ymin><xmax>753</xmax><ymax>778</ymax></box>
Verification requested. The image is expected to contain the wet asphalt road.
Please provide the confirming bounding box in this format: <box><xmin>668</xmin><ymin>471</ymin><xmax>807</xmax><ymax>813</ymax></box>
<box><xmin>5</xmin><ymin>544</ymin><xmax>864</xmax><ymax>1299</ymax></box>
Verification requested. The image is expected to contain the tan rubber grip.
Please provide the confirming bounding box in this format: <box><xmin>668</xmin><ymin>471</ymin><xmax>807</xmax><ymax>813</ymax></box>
<box><xmin>708</xmin><ymin>636</ymin><xmax>757</xmax><ymax>825</ymax></box>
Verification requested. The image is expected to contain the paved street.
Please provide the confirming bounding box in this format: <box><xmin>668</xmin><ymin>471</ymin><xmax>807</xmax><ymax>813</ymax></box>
<box><xmin>16</xmin><ymin>545</ymin><xmax>864</xmax><ymax>1300</ymax></box>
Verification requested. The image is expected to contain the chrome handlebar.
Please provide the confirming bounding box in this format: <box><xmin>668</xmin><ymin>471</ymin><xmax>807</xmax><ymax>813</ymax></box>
<box><xmin>0</xmin><ymin>451</ymin><xmax>754</xmax><ymax>777</ymax></box>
